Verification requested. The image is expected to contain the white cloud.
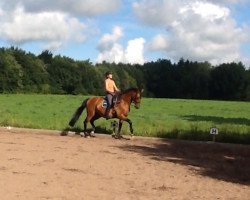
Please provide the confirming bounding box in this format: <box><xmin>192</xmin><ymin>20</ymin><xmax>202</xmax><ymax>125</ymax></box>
<box><xmin>96</xmin><ymin>26</ymin><xmax>145</xmax><ymax>64</ymax></box>
<box><xmin>133</xmin><ymin>0</ymin><xmax>181</xmax><ymax>27</ymax></box>
<box><xmin>125</xmin><ymin>38</ymin><xmax>145</xmax><ymax>65</ymax></box>
<box><xmin>0</xmin><ymin>7</ymin><xmax>87</xmax><ymax>50</ymax></box>
<box><xmin>97</xmin><ymin>26</ymin><xmax>123</xmax><ymax>52</ymax></box>
<box><xmin>206</xmin><ymin>0</ymin><xmax>247</xmax><ymax>5</ymax></box>
<box><xmin>149</xmin><ymin>34</ymin><xmax>169</xmax><ymax>51</ymax></box>
<box><xmin>134</xmin><ymin>0</ymin><xmax>250</xmax><ymax>65</ymax></box>
<box><xmin>180</xmin><ymin>1</ymin><xmax>230</xmax><ymax>21</ymax></box>
<box><xmin>97</xmin><ymin>43</ymin><xmax>124</xmax><ymax>64</ymax></box>
<box><xmin>1</xmin><ymin>0</ymin><xmax>121</xmax><ymax>16</ymax></box>
<box><xmin>0</xmin><ymin>0</ymin><xmax>121</xmax><ymax>51</ymax></box>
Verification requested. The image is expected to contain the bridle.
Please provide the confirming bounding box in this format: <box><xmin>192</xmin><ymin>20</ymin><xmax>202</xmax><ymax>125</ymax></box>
<box><xmin>132</xmin><ymin>98</ymin><xmax>141</xmax><ymax>104</ymax></box>
<box><xmin>131</xmin><ymin>92</ymin><xmax>141</xmax><ymax>105</ymax></box>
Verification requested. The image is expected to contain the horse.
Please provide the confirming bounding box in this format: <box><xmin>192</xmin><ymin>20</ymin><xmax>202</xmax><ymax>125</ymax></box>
<box><xmin>68</xmin><ymin>88</ymin><xmax>143</xmax><ymax>138</ymax></box>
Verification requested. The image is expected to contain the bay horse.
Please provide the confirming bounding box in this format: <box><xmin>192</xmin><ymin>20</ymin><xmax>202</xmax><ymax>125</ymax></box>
<box><xmin>68</xmin><ymin>88</ymin><xmax>143</xmax><ymax>138</ymax></box>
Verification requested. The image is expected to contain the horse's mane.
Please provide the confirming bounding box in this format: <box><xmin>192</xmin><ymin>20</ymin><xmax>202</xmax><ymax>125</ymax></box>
<box><xmin>121</xmin><ymin>87</ymin><xmax>139</xmax><ymax>94</ymax></box>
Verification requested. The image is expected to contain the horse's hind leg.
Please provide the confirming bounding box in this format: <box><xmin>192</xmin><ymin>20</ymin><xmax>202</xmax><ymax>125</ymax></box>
<box><xmin>82</xmin><ymin>116</ymin><xmax>92</xmax><ymax>137</ymax></box>
<box><xmin>82</xmin><ymin>106</ymin><xmax>96</xmax><ymax>137</ymax></box>
<box><xmin>89</xmin><ymin>116</ymin><xmax>99</xmax><ymax>137</ymax></box>
<box><xmin>82</xmin><ymin>118</ymin><xmax>89</xmax><ymax>137</ymax></box>
<box><xmin>82</xmin><ymin>114</ymin><xmax>99</xmax><ymax>137</ymax></box>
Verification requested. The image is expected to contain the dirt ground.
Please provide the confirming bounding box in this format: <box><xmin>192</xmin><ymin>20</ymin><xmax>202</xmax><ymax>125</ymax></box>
<box><xmin>0</xmin><ymin>127</ymin><xmax>249</xmax><ymax>200</ymax></box>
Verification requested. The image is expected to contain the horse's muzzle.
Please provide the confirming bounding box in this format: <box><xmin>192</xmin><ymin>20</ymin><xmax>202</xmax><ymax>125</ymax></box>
<box><xmin>134</xmin><ymin>104</ymin><xmax>140</xmax><ymax>109</ymax></box>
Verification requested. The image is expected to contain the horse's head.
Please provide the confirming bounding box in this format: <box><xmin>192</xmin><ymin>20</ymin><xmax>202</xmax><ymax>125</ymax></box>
<box><xmin>131</xmin><ymin>88</ymin><xmax>143</xmax><ymax>109</ymax></box>
<box><xmin>121</xmin><ymin>88</ymin><xmax>143</xmax><ymax>109</ymax></box>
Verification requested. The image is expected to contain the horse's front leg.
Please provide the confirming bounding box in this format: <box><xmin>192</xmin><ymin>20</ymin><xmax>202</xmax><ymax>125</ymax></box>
<box><xmin>125</xmin><ymin>118</ymin><xmax>134</xmax><ymax>138</ymax></box>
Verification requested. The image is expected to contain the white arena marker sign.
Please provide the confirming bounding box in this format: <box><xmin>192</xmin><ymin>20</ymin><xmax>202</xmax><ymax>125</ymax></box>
<box><xmin>210</xmin><ymin>128</ymin><xmax>218</xmax><ymax>142</ymax></box>
<box><xmin>210</xmin><ymin>128</ymin><xmax>218</xmax><ymax>135</ymax></box>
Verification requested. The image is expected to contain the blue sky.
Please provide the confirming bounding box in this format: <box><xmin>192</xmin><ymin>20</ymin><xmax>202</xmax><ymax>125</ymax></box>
<box><xmin>0</xmin><ymin>0</ymin><xmax>249</xmax><ymax>67</ymax></box>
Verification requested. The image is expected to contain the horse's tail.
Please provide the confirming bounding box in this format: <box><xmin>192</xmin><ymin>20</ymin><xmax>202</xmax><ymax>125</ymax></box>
<box><xmin>69</xmin><ymin>98</ymin><xmax>89</xmax><ymax>127</ymax></box>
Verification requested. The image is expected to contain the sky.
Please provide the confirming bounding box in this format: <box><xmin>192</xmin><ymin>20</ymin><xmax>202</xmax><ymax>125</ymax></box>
<box><xmin>0</xmin><ymin>0</ymin><xmax>250</xmax><ymax>67</ymax></box>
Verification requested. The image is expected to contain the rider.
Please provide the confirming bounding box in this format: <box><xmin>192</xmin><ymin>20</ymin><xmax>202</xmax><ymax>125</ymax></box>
<box><xmin>104</xmin><ymin>71</ymin><xmax>120</xmax><ymax>119</ymax></box>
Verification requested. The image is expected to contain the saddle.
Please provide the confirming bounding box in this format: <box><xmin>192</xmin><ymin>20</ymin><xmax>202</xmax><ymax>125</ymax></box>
<box><xmin>102</xmin><ymin>93</ymin><xmax>120</xmax><ymax>108</ymax></box>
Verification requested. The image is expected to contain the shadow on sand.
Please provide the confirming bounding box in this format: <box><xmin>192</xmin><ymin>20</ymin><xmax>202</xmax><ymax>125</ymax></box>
<box><xmin>118</xmin><ymin>139</ymin><xmax>250</xmax><ymax>185</ymax></box>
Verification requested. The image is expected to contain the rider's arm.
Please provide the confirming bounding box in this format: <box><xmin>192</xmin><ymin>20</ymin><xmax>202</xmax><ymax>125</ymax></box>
<box><xmin>113</xmin><ymin>82</ymin><xmax>120</xmax><ymax>92</ymax></box>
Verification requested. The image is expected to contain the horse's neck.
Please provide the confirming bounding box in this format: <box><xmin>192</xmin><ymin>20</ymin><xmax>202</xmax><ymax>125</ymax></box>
<box><xmin>120</xmin><ymin>92</ymin><xmax>134</xmax><ymax>104</ymax></box>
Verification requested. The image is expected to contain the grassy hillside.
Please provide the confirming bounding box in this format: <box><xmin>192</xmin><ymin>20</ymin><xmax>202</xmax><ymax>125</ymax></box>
<box><xmin>0</xmin><ymin>94</ymin><xmax>249</xmax><ymax>144</ymax></box>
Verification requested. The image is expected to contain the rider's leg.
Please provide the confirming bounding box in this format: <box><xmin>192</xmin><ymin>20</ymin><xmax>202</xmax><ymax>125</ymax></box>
<box><xmin>105</xmin><ymin>94</ymin><xmax>113</xmax><ymax>119</ymax></box>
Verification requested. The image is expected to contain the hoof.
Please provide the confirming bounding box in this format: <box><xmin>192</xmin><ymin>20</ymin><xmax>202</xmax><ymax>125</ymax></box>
<box><xmin>80</xmin><ymin>132</ymin><xmax>85</xmax><ymax>137</ymax></box>
<box><xmin>84</xmin><ymin>132</ymin><xmax>93</xmax><ymax>138</ymax></box>
<box><xmin>89</xmin><ymin>131</ymin><xmax>96</xmax><ymax>137</ymax></box>
<box><xmin>85</xmin><ymin>132</ymin><xmax>90</xmax><ymax>138</ymax></box>
<box><xmin>113</xmin><ymin>134</ymin><xmax>123</xmax><ymax>139</ymax></box>
<box><xmin>60</xmin><ymin>131</ymin><xmax>68</xmax><ymax>136</ymax></box>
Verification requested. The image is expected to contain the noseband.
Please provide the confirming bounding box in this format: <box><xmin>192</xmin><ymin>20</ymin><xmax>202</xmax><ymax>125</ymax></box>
<box><xmin>131</xmin><ymin>93</ymin><xmax>141</xmax><ymax>104</ymax></box>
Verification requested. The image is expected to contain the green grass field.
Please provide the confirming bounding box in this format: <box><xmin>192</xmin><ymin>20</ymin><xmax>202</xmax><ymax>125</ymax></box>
<box><xmin>0</xmin><ymin>94</ymin><xmax>249</xmax><ymax>144</ymax></box>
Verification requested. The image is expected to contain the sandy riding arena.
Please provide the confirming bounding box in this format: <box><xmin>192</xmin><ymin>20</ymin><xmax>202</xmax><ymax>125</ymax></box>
<box><xmin>0</xmin><ymin>127</ymin><xmax>249</xmax><ymax>200</ymax></box>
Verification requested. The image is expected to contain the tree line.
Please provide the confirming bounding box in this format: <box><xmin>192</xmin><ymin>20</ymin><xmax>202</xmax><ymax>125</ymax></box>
<box><xmin>0</xmin><ymin>47</ymin><xmax>250</xmax><ymax>100</ymax></box>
